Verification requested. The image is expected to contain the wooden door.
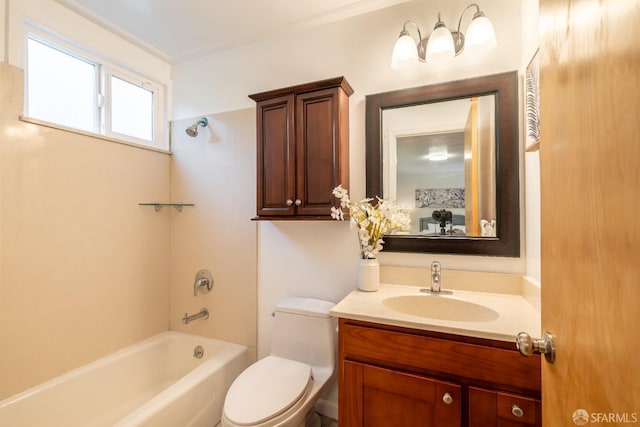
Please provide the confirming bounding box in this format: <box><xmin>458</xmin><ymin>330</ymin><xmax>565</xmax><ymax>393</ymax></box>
<box><xmin>295</xmin><ymin>87</ymin><xmax>349</xmax><ymax>216</ymax></box>
<box><xmin>539</xmin><ymin>0</ymin><xmax>640</xmax><ymax>425</ymax></box>
<box><xmin>342</xmin><ymin>361</ymin><xmax>461</xmax><ymax>427</ymax></box>
<box><xmin>255</xmin><ymin>94</ymin><xmax>295</xmax><ymax>216</ymax></box>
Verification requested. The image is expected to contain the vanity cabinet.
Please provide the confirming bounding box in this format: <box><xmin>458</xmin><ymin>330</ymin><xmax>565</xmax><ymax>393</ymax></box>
<box><xmin>249</xmin><ymin>77</ymin><xmax>352</xmax><ymax>219</ymax></box>
<box><xmin>338</xmin><ymin>319</ymin><xmax>541</xmax><ymax>427</ymax></box>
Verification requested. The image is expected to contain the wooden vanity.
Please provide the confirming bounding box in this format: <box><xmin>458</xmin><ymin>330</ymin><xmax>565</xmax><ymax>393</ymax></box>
<box><xmin>338</xmin><ymin>319</ymin><xmax>541</xmax><ymax>427</ymax></box>
<box><xmin>331</xmin><ymin>282</ymin><xmax>542</xmax><ymax>427</ymax></box>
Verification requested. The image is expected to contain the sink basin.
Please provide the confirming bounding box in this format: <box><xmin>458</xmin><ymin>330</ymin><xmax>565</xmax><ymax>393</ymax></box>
<box><xmin>382</xmin><ymin>295</ymin><xmax>500</xmax><ymax>322</ymax></box>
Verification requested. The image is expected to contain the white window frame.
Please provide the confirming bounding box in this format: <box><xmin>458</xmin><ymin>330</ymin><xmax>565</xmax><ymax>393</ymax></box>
<box><xmin>24</xmin><ymin>25</ymin><xmax>169</xmax><ymax>152</ymax></box>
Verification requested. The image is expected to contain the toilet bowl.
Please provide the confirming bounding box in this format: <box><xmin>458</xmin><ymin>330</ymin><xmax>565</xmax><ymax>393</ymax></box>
<box><xmin>221</xmin><ymin>297</ymin><xmax>336</xmax><ymax>427</ymax></box>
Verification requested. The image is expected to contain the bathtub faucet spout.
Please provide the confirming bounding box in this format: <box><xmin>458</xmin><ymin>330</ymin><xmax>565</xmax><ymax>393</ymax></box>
<box><xmin>182</xmin><ymin>308</ymin><xmax>209</xmax><ymax>325</ymax></box>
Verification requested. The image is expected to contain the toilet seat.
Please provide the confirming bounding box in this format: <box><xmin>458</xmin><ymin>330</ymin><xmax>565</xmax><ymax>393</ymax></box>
<box><xmin>223</xmin><ymin>356</ymin><xmax>313</xmax><ymax>426</ymax></box>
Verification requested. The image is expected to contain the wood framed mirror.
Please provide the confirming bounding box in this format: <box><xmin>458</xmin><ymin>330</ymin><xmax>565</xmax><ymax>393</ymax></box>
<box><xmin>366</xmin><ymin>71</ymin><xmax>519</xmax><ymax>256</ymax></box>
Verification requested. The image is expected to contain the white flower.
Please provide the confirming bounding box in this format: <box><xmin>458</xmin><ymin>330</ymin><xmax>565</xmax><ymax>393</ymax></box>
<box><xmin>331</xmin><ymin>185</ymin><xmax>411</xmax><ymax>259</ymax></box>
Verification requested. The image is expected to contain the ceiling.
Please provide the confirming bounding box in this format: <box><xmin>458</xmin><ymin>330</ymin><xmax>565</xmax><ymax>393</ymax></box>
<box><xmin>54</xmin><ymin>0</ymin><xmax>411</xmax><ymax>64</ymax></box>
<box><xmin>397</xmin><ymin>132</ymin><xmax>465</xmax><ymax>175</ymax></box>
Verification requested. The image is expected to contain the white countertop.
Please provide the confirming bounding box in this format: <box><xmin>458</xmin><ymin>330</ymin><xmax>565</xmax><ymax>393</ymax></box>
<box><xmin>330</xmin><ymin>283</ymin><xmax>541</xmax><ymax>342</ymax></box>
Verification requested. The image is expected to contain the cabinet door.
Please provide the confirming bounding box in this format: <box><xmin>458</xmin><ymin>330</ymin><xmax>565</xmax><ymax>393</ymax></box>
<box><xmin>256</xmin><ymin>94</ymin><xmax>295</xmax><ymax>216</ymax></box>
<box><xmin>295</xmin><ymin>88</ymin><xmax>348</xmax><ymax>216</ymax></box>
<box><xmin>469</xmin><ymin>387</ymin><xmax>541</xmax><ymax>427</ymax></box>
<box><xmin>341</xmin><ymin>361</ymin><xmax>461</xmax><ymax>427</ymax></box>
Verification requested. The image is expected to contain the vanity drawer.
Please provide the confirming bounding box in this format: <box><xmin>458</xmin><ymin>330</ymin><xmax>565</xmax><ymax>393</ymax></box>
<box><xmin>340</xmin><ymin>320</ymin><xmax>541</xmax><ymax>394</ymax></box>
<box><xmin>469</xmin><ymin>387</ymin><xmax>541</xmax><ymax>426</ymax></box>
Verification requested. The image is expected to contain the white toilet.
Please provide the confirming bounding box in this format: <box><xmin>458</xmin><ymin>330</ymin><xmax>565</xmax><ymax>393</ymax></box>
<box><xmin>221</xmin><ymin>297</ymin><xmax>337</xmax><ymax>427</ymax></box>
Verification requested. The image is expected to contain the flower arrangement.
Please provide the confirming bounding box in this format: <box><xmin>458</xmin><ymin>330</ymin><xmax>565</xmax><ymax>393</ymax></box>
<box><xmin>331</xmin><ymin>185</ymin><xmax>411</xmax><ymax>259</ymax></box>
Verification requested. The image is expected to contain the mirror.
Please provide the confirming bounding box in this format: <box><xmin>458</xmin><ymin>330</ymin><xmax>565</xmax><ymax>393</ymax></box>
<box><xmin>366</xmin><ymin>71</ymin><xmax>519</xmax><ymax>256</ymax></box>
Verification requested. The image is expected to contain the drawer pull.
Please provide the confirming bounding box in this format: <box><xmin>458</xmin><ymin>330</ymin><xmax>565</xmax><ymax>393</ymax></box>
<box><xmin>442</xmin><ymin>393</ymin><xmax>454</xmax><ymax>405</ymax></box>
<box><xmin>512</xmin><ymin>404</ymin><xmax>524</xmax><ymax>418</ymax></box>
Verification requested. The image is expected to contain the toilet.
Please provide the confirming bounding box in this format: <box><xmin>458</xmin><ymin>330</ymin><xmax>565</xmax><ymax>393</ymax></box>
<box><xmin>221</xmin><ymin>297</ymin><xmax>337</xmax><ymax>427</ymax></box>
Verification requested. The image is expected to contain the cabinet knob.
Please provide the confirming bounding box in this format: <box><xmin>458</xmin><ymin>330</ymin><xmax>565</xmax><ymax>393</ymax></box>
<box><xmin>442</xmin><ymin>392</ymin><xmax>454</xmax><ymax>405</ymax></box>
<box><xmin>511</xmin><ymin>404</ymin><xmax>524</xmax><ymax>418</ymax></box>
<box><xmin>286</xmin><ymin>199</ymin><xmax>294</xmax><ymax>206</ymax></box>
<box><xmin>295</xmin><ymin>199</ymin><xmax>302</xmax><ymax>206</ymax></box>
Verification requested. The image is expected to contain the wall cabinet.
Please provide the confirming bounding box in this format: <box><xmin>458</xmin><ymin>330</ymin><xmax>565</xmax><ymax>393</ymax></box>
<box><xmin>249</xmin><ymin>77</ymin><xmax>352</xmax><ymax>219</ymax></box>
<box><xmin>338</xmin><ymin>319</ymin><xmax>541</xmax><ymax>427</ymax></box>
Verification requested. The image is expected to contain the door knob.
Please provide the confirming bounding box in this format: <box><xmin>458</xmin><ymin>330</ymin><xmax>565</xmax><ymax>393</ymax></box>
<box><xmin>286</xmin><ymin>199</ymin><xmax>294</xmax><ymax>206</ymax></box>
<box><xmin>516</xmin><ymin>331</ymin><xmax>555</xmax><ymax>363</ymax></box>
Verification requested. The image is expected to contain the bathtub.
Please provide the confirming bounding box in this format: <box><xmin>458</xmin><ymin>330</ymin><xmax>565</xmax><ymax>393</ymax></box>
<box><xmin>0</xmin><ymin>331</ymin><xmax>248</xmax><ymax>427</ymax></box>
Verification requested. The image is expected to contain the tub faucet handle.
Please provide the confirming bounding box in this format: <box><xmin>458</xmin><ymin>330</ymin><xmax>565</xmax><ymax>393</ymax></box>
<box><xmin>194</xmin><ymin>269</ymin><xmax>214</xmax><ymax>296</ymax></box>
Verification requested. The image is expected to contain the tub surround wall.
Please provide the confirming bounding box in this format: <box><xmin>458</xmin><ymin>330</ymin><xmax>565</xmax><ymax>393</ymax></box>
<box><xmin>0</xmin><ymin>63</ymin><xmax>171</xmax><ymax>399</ymax></box>
<box><xmin>169</xmin><ymin>111</ymin><xmax>257</xmax><ymax>361</ymax></box>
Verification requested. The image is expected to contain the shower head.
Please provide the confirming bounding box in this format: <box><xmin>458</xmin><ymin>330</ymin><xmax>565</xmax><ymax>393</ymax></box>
<box><xmin>185</xmin><ymin>117</ymin><xmax>208</xmax><ymax>137</ymax></box>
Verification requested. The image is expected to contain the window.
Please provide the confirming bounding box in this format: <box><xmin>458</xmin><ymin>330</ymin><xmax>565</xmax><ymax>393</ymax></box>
<box><xmin>25</xmin><ymin>30</ymin><xmax>168</xmax><ymax>151</ymax></box>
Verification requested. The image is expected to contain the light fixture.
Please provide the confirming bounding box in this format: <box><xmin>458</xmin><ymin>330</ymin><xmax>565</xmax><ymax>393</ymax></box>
<box><xmin>423</xmin><ymin>151</ymin><xmax>449</xmax><ymax>161</ymax></box>
<box><xmin>429</xmin><ymin>152</ymin><xmax>449</xmax><ymax>161</ymax></box>
<box><xmin>390</xmin><ymin>3</ymin><xmax>496</xmax><ymax>69</ymax></box>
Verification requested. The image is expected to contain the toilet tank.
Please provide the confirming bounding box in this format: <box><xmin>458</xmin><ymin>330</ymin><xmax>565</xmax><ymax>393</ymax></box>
<box><xmin>270</xmin><ymin>297</ymin><xmax>337</xmax><ymax>370</ymax></box>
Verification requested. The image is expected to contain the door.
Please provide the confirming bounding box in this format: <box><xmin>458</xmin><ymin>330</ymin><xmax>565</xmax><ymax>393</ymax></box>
<box><xmin>295</xmin><ymin>88</ymin><xmax>346</xmax><ymax>216</ymax></box>
<box><xmin>539</xmin><ymin>0</ymin><xmax>640</xmax><ymax>425</ymax></box>
<box><xmin>342</xmin><ymin>361</ymin><xmax>461</xmax><ymax>427</ymax></box>
<box><xmin>255</xmin><ymin>94</ymin><xmax>295</xmax><ymax>216</ymax></box>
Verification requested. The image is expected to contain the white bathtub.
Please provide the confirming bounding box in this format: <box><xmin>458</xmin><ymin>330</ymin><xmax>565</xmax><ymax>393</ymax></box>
<box><xmin>0</xmin><ymin>331</ymin><xmax>248</xmax><ymax>427</ymax></box>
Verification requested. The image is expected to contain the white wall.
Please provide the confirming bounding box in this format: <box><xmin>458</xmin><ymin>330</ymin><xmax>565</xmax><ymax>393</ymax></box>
<box><xmin>1</xmin><ymin>0</ymin><xmax>6</xmax><ymax>61</ymax></box>
<box><xmin>521</xmin><ymin>0</ymin><xmax>541</xmax><ymax>286</ymax></box>
<box><xmin>6</xmin><ymin>0</ymin><xmax>170</xmax><ymax>83</ymax></box>
<box><xmin>172</xmin><ymin>0</ymin><xmax>538</xmax><ymax>417</ymax></box>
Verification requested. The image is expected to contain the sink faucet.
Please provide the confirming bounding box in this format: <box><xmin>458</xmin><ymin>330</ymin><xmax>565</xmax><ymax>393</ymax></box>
<box><xmin>431</xmin><ymin>261</ymin><xmax>441</xmax><ymax>292</ymax></box>
<box><xmin>420</xmin><ymin>261</ymin><xmax>452</xmax><ymax>295</ymax></box>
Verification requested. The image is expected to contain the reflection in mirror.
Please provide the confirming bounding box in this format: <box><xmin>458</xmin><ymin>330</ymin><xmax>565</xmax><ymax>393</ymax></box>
<box><xmin>384</xmin><ymin>96</ymin><xmax>496</xmax><ymax>237</ymax></box>
<box><xmin>366</xmin><ymin>71</ymin><xmax>519</xmax><ymax>256</ymax></box>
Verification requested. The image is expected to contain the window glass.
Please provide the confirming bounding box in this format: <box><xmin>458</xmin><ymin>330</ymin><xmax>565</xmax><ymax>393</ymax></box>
<box><xmin>110</xmin><ymin>75</ymin><xmax>154</xmax><ymax>141</ymax></box>
<box><xmin>24</xmin><ymin>29</ymin><xmax>168</xmax><ymax>151</ymax></box>
<box><xmin>26</xmin><ymin>37</ymin><xmax>97</xmax><ymax>132</ymax></box>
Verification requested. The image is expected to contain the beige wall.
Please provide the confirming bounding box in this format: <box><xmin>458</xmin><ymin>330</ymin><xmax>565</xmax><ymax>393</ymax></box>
<box><xmin>168</xmin><ymin>111</ymin><xmax>257</xmax><ymax>360</ymax></box>
<box><xmin>0</xmin><ymin>63</ymin><xmax>171</xmax><ymax>399</ymax></box>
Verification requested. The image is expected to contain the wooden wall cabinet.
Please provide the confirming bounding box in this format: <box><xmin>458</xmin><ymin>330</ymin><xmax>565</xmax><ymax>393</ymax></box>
<box><xmin>338</xmin><ymin>319</ymin><xmax>541</xmax><ymax>427</ymax></box>
<box><xmin>249</xmin><ymin>77</ymin><xmax>353</xmax><ymax>219</ymax></box>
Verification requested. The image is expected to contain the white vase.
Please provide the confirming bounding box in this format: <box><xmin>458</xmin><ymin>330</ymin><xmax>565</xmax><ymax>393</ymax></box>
<box><xmin>358</xmin><ymin>258</ymin><xmax>380</xmax><ymax>292</ymax></box>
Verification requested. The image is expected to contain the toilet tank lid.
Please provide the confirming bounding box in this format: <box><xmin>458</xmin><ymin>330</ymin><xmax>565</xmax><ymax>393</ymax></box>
<box><xmin>275</xmin><ymin>297</ymin><xmax>335</xmax><ymax>318</ymax></box>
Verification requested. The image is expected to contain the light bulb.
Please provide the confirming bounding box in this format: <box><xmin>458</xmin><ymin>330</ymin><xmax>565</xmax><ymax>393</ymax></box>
<box><xmin>465</xmin><ymin>13</ymin><xmax>497</xmax><ymax>53</ymax></box>
<box><xmin>391</xmin><ymin>34</ymin><xmax>419</xmax><ymax>70</ymax></box>
<box><xmin>425</xmin><ymin>22</ymin><xmax>455</xmax><ymax>63</ymax></box>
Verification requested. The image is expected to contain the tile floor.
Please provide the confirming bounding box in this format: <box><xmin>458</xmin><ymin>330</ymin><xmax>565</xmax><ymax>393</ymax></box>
<box><xmin>319</xmin><ymin>414</ymin><xmax>338</xmax><ymax>427</ymax></box>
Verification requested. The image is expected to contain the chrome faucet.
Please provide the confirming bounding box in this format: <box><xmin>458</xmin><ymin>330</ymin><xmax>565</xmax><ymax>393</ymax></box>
<box><xmin>420</xmin><ymin>261</ymin><xmax>452</xmax><ymax>295</ymax></box>
<box><xmin>431</xmin><ymin>261</ymin><xmax>442</xmax><ymax>292</ymax></box>
<box><xmin>182</xmin><ymin>308</ymin><xmax>209</xmax><ymax>325</ymax></box>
